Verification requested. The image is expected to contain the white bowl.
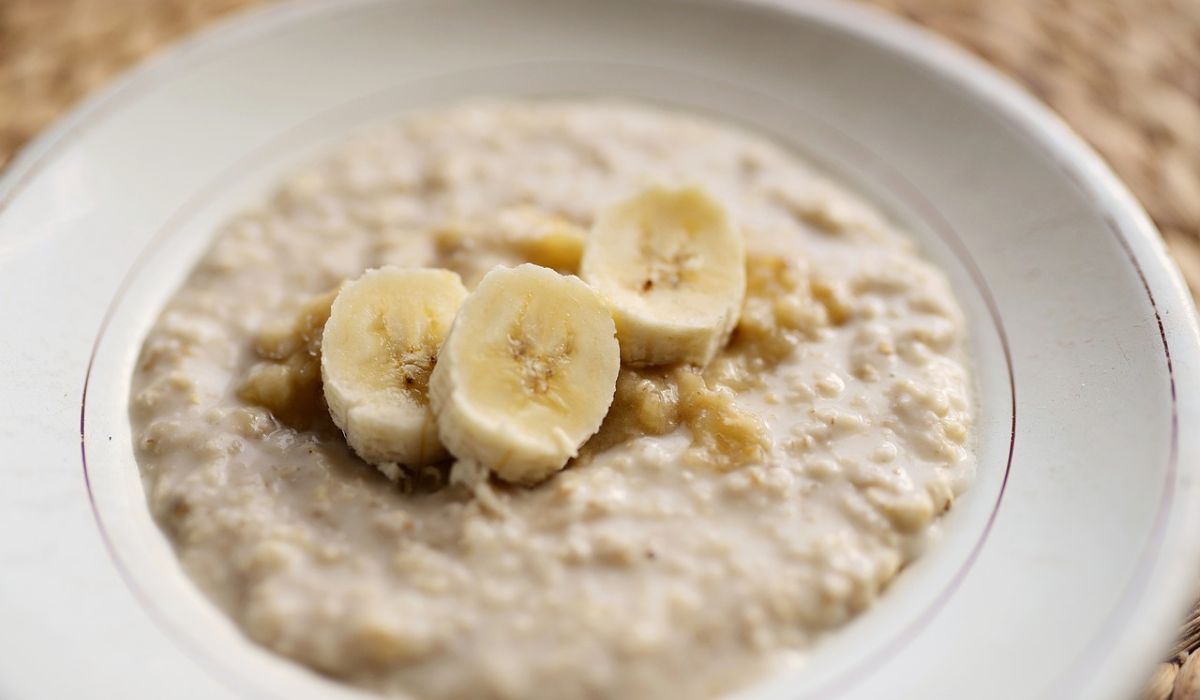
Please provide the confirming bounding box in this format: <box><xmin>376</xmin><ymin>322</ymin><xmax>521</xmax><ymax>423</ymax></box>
<box><xmin>1</xmin><ymin>1</ymin><xmax>1197</xmax><ymax>698</ymax></box>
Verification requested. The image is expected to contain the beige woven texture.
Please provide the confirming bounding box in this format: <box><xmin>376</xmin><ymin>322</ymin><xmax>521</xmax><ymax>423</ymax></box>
<box><xmin>2</xmin><ymin>0</ymin><xmax>1198</xmax><ymax>696</ymax></box>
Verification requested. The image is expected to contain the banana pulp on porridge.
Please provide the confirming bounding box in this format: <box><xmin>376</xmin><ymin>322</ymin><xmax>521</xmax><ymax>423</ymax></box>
<box><xmin>130</xmin><ymin>101</ymin><xmax>975</xmax><ymax>700</ymax></box>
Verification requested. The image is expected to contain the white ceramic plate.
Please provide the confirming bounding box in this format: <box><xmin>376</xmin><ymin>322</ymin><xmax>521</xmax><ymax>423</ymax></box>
<box><xmin>1</xmin><ymin>1</ymin><xmax>1198</xmax><ymax>698</ymax></box>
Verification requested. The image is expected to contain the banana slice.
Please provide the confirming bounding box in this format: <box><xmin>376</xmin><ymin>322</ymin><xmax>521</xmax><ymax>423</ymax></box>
<box><xmin>321</xmin><ymin>267</ymin><xmax>468</xmax><ymax>470</ymax></box>
<box><xmin>580</xmin><ymin>185</ymin><xmax>746</xmax><ymax>367</ymax></box>
<box><xmin>429</xmin><ymin>263</ymin><xmax>620</xmax><ymax>485</ymax></box>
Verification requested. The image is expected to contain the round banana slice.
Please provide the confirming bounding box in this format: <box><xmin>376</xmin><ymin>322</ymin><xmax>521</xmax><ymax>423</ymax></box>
<box><xmin>429</xmin><ymin>264</ymin><xmax>620</xmax><ymax>485</ymax></box>
<box><xmin>321</xmin><ymin>267</ymin><xmax>468</xmax><ymax>470</ymax></box>
<box><xmin>581</xmin><ymin>185</ymin><xmax>746</xmax><ymax>367</ymax></box>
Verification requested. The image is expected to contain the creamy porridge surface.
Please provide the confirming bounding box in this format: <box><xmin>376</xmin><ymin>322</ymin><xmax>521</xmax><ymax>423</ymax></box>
<box><xmin>130</xmin><ymin>101</ymin><xmax>975</xmax><ymax>700</ymax></box>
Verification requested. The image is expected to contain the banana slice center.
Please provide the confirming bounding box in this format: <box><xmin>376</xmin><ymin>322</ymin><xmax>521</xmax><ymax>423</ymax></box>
<box><xmin>637</xmin><ymin>220</ymin><xmax>704</xmax><ymax>293</ymax></box>
<box><xmin>509</xmin><ymin>335</ymin><xmax>572</xmax><ymax>401</ymax></box>
<box><xmin>505</xmin><ymin>301</ymin><xmax>575</xmax><ymax>410</ymax></box>
<box><xmin>373</xmin><ymin>312</ymin><xmax>438</xmax><ymax>404</ymax></box>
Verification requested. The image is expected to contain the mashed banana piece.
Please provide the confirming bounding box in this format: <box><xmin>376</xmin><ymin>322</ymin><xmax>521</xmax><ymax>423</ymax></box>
<box><xmin>237</xmin><ymin>288</ymin><xmax>338</xmax><ymax>430</ymax></box>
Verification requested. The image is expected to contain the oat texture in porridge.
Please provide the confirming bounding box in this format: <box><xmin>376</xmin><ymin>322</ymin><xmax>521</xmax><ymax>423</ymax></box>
<box><xmin>130</xmin><ymin>100</ymin><xmax>975</xmax><ymax>700</ymax></box>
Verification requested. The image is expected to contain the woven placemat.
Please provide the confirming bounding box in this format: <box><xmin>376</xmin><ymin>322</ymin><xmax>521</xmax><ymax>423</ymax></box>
<box><xmin>2</xmin><ymin>0</ymin><xmax>1198</xmax><ymax>696</ymax></box>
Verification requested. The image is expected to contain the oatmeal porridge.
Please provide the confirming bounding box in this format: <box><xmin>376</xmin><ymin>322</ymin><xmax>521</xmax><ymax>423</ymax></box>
<box><xmin>130</xmin><ymin>100</ymin><xmax>975</xmax><ymax>700</ymax></box>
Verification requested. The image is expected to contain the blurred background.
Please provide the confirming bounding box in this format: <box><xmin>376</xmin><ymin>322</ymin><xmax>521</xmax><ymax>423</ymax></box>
<box><xmin>1</xmin><ymin>0</ymin><xmax>1197</xmax><ymax>696</ymax></box>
